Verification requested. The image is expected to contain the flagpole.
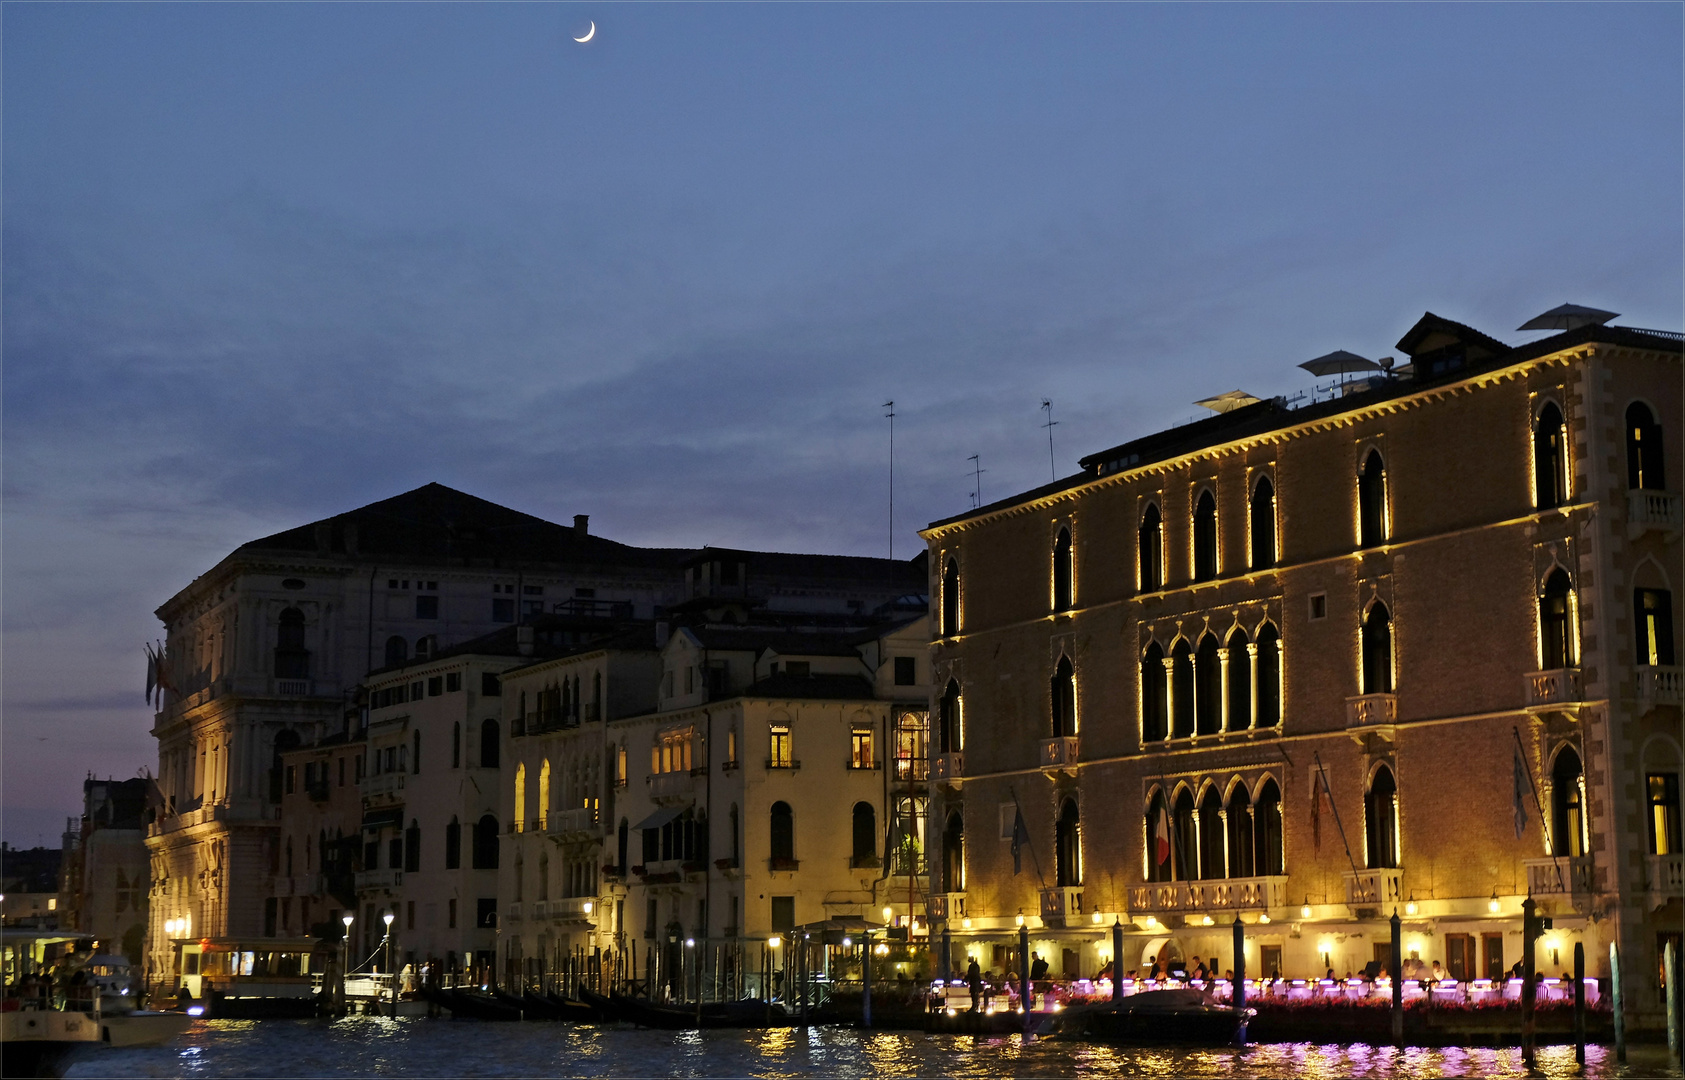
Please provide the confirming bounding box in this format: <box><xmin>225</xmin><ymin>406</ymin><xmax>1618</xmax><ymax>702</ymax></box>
<box><xmin>1512</xmin><ymin>727</ymin><xmax>1556</xmax><ymax>860</ymax></box>
<box><xmin>1312</xmin><ymin>752</ymin><xmax>1363</xmax><ymax>885</ymax></box>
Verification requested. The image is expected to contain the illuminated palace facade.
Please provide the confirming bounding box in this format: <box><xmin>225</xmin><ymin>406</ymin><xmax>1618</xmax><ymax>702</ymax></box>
<box><xmin>920</xmin><ymin>314</ymin><xmax>1681</xmax><ymax>1028</ymax></box>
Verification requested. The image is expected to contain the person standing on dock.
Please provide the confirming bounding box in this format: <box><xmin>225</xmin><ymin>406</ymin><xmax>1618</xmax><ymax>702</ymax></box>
<box><xmin>966</xmin><ymin>959</ymin><xmax>983</xmax><ymax>1014</ymax></box>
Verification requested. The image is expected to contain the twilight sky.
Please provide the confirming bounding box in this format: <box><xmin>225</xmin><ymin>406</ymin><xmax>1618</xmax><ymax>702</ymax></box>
<box><xmin>3</xmin><ymin>3</ymin><xmax>1680</xmax><ymax>845</ymax></box>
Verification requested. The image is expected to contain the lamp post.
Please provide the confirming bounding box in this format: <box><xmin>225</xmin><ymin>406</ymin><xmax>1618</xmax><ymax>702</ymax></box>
<box><xmin>340</xmin><ymin>913</ymin><xmax>354</xmax><ymax>1015</ymax></box>
<box><xmin>383</xmin><ymin>911</ymin><xmax>397</xmax><ymax>1016</ymax></box>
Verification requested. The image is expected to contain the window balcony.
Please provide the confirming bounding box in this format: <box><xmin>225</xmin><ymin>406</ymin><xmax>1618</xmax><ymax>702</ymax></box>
<box><xmin>1637</xmin><ymin>666</ymin><xmax>1683</xmax><ymax>706</ymax></box>
<box><xmin>1646</xmin><ymin>853</ymin><xmax>1683</xmax><ymax>911</ymax></box>
<box><xmin>649</xmin><ymin>770</ymin><xmax>693</xmax><ymax>803</ymax></box>
<box><xmin>767</xmin><ymin>857</ymin><xmax>801</xmax><ymax>872</ymax></box>
<box><xmin>1038</xmin><ymin>736</ymin><xmax>1079</xmax><ymax>774</ymax></box>
<box><xmin>360</xmin><ymin>772</ymin><xmax>405</xmax><ymax>800</ymax></box>
<box><xmin>1345</xmin><ymin>693</ymin><xmax>1398</xmax><ymax>730</ymax></box>
<box><xmin>549</xmin><ymin>806</ymin><xmax>601</xmax><ymax>839</ymax></box>
<box><xmin>1525</xmin><ymin>668</ymin><xmax>1582</xmax><ymax>708</ymax></box>
<box><xmin>934</xmin><ymin>752</ymin><xmax>965</xmax><ymax>786</ymax></box>
<box><xmin>1039</xmin><ymin>886</ymin><xmax>1085</xmax><ymax>926</ymax></box>
<box><xmin>273</xmin><ymin>679</ymin><xmax>315</xmax><ymax>697</ymax></box>
<box><xmin>1627</xmin><ymin>489</ymin><xmax>1682</xmax><ymax>538</ymax></box>
<box><xmin>1342</xmin><ymin>867</ymin><xmax>1404</xmax><ymax>907</ymax></box>
<box><xmin>1525</xmin><ymin>855</ymin><xmax>1594</xmax><ymax>897</ymax></box>
<box><xmin>544</xmin><ymin>897</ymin><xmax>597</xmax><ymax>922</ymax></box>
<box><xmin>764</xmin><ymin>758</ymin><xmax>801</xmax><ymax>771</ymax></box>
<box><xmin>354</xmin><ymin>869</ymin><xmax>403</xmax><ymax>892</ymax></box>
<box><xmin>926</xmin><ymin>892</ymin><xmax>967</xmax><ymax>921</ymax></box>
<box><xmin>1127</xmin><ymin>875</ymin><xmax>1289</xmax><ymax>916</ymax></box>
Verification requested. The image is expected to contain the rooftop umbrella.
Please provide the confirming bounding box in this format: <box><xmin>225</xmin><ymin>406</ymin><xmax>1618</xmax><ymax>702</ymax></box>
<box><xmin>1193</xmin><ymin>390</ymin><xmax>1263</xmax><ymax>414</ymax></box>
<box><xmin>1299</xmin><ymin>350</ymin><xmax>1381</xmax><ymax>382</ymax></box>
<box><xmin>1516</xmin><ymin>304</ymin><xmax>1619</xmax><ymax>332</ymax></box>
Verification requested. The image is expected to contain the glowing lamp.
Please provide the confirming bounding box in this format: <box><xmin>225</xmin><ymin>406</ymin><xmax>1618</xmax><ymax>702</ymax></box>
<box><xmin>1015</xmin><ymin>912</ymin><xmax>1026</xmax><ymax>927</ymax></box>
<box><xmin>1202</xmin><ymin>915</ymin><xmax>1214</xmax><ymax>926</ymax></box>
<box><xmin>842</xmin><ymin>937</ymin><xmax>852</xmax><ymax>947</ymax></box>
<box><xmin>1300</xmin><ymin>897</ymin><xmax>1313</xmax><ymax>919</ymax></box>
<box><xmin>882</xmin><ymin>906</ymin><xmax>893</xmax><ymax>923</ymax></box>
<box><xmin>1091</xmin><ymin>911</ymin><xmax>1103</xmax><ymax>925</ymax></box>
<box><xmin>1259</xmin><ymin>914</ymin><xmax>1271</xmax><ymax>925</ymax></box>
<box><xmin>341</xmin><ymin>913</ymin><xmax>355</xmax><ymax>928</ymax></box>
<box><xmin>768</xmin><ymin>936</ymin><xmax>782</xmax><ymax>949</ymax></box>
<box><xmin>583</xmin><ymin>901</ymin><xmax>593</xmax><ymax>915</ymax></box>
<box><xmin>1404</xmin><ymin>900</ymin><xmax>1417</xmax><ymax>916</ymax></box>
<box><xmin>1488</xmin><ymin>893</ymin><xmax>1501</xmax><ymax>914</ymax></box>
<box><xmin>1143</xmin><ymin>916</ymin><xmax>1158</xmax><ymax>929</ymax></box>
<box><xmin>962</xmin><ymin>917</ymin><xmax>972</xmax><ymax>930</ymax></box>
<box><xmin>383</xmin><ymin>911</ymin><xmax>395</xmax><ymax>927</ymax></box>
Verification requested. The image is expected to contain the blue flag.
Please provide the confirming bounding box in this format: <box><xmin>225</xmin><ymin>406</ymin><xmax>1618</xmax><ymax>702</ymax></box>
<box><xmin>1011</xmin><ymin>806</ymin><xmax>1030</xmax><ymax>875</ymax></box>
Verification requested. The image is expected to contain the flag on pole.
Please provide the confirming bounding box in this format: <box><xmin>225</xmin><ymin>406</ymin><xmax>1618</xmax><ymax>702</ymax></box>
<box><xmin>1011</xmin><ymin>807</ymin><xmax>1030</xmax><ymax>876</ymax></box>
<box><xmin>1154</xmin><ymin>804</ymin><xmax>1171</xmax><ymax>867</ymax></box>
<box><xmin>144</xmin><ymin>644</ymin><xmax>158</xmax><ymax>706</ymax></box>
<box><xmin>1310</xmin><ymin>774</ymin><xmax>1323</xmax><ymax>850</ymax></box>
<box><xmin>1512</xmin><ymin>743</ymin><xmax>1531</xmax><ymax>840</ymax></box>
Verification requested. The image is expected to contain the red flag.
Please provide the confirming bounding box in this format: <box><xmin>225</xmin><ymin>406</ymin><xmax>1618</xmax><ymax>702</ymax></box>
<box><xmin>1154</xmin><ymin>805</ymin><xmax>1171</xmax><ymax>866</ymax></box>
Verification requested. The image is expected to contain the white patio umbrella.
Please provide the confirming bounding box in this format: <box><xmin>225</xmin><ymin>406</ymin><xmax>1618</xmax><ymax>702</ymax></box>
<box><xmin>1516</xmin><ymin>304</ymin><xmax>1618</xmax><ymax>332</ymax></box>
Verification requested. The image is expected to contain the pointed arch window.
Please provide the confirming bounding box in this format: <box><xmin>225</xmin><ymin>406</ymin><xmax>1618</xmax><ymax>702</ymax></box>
<box><xmin>1255</xmin><ymin>623</ymin><xmax>1281</xmax><ymax>727</ymax></box>
<box><xmin>1197</xmin><ymin>786</ymin><xmax>1224</xmax><ymax>879</ymax></box>
<box><xmin>513</xmin><ymin>764</ymin><xmax>527</xmax><ymax>831</ymax></box>
<box><xmin>1141</xmin><ymin>643</ymin><xmax>1168</xmax><ymax>743</ymax></box>
<box><xmin>538</xmin><ymin>759</ymin><xmax>552</xmax><ymax>831</ymax></box>
<box><xmin>1139</xmin><ymin>505</ymin><xmax>1163</xmax><ymax>592</ymax></box>
<box><xmin>1254</xmin><ymin>779</ymin><xmax>1284</xmax><ymax>875</ymax></box>
<box><xmin>1361</xmin><ymin>604</ymin><xmax>1393</xmax><ymax>694</ymax></box>
<box><xmin>942</xmin><ymin>558</ymin><xmax>960</xmax><ymax>637</ymax></box>
<box><xmin>1052</xmin><ymin>527</ymin><xmax>1074</xmax><ymax>611</ymax></box>
<box><xmin>1192</xmin><ymin>489</ymin><xmax>1218</xmax><ymax>582</ymax></box>
<box><xmin>1172</xmin><ymin>788</ymin><xmax>1197</xmax><ymax>881</ymax></box>
<box><xmin>1226</xmin><ymin>629</ymin><xmax>1251</xmax><ymax>732</ymax></box>
<box><xmin>1227</xmin><ymin>782</ymin><xmax>1255</xmax><ymax>878</ymax></box>
<box><xmin>1195</xmin><ymin>634</ymin><xmax>1221</xmax><ymax>735</ymax></box>
<box><xmin>1055</xmin><ymin>798</ymin><xmax>1082</xmax><ymax>887</ymax></box>
<box><xmin>1358</xmin><ymin>450</ymin><xmax>1388</xmax><ymax>548</ymax></box>
<box><xmin>1170</xmin><ymin>641</ymin><xmax>1195</xmax><ymax>738</ymax></box>
<box><xmin>1050</xmin><ymin>656</ymin><xmax>1076</xmax><ymax>738</ymax></box>
<box><xmin>1250</xmin><ymin>477</ymin><xmax>1276</xmax><ymax>570</ymax></box>
<box><xmin>1363</xmin><ymin>767</ymin><xmax>1399</xmax><ymax>869</ymax></box>
<box><xmin>942</xmin><ymin>810</ymin><xmax>964</xmax><ymax>892</ymax></box>
<box><xmin>1534</xmin><ymin>402</ymin><xmax>1568</xmax><ymax>508</ymax></box>
<box><xmin>938</xmin><ymin>680</ymin><xmax>963</xmax><ymax>753</ymax></box>
<box><xmin>1635</xmin><ymin>589</ymin><xmax>1676</xmax><ymax>667</ymax></box>
<box><xmin>1539</xmin><ymin>570</ymin><xmax>1576</xmax><ymax>670</ymax></box>
<box><xmin>1627</xmin><ymin>402</ymin><xmax>1666</xmax><ymax>490</ymax></box>
<box><xmin>1550</xmin><ymin>748</ymin><xmax>1588</xmax><ymax>857</ymax></box>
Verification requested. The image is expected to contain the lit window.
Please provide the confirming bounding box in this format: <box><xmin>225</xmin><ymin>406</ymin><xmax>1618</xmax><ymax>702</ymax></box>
<box><xmin>1649</xmin><ymin>773</ymin><xmax>1680</xmax><ymax>855</ymax></box>
<box><xmin>850</xmin><ymin>729</ymin><xmax>874</xmax><ymax>769</ymax></box>
<box><xmin>769</xmin><ymin>724</ymin><xmax>793</xmax><ymax>768</ymax></box>
<box><xmin>1534</xmin><ymin>402</ymin><xmax>1568</xmax><ymax>508</ymax></box>
<box><xmin>1192</xmin><ymin>490</ymin><xmax>1217</xmax><ymax>582</ymax></box>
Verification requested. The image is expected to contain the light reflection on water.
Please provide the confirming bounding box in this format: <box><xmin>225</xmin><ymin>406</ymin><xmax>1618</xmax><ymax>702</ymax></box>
<box><xmin>60</xmin><ymin>1017</ymin><xmax>1683</xmax><ymax>1079</ymax></box>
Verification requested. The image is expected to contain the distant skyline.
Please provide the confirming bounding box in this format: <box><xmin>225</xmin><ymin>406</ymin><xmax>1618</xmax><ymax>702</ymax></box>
<box><xmin>4</xmin><ymin>4</ymin><xmax>1680</xmax><ymax>844</ymax></box>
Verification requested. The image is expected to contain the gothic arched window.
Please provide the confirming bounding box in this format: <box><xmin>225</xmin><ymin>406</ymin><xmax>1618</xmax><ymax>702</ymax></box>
<box><xmin>1361</xmin><ymin>604</ymin><xmax>1393</xmax><ymax>694</ymax></box>
<box><xmin>1534</xmin><ymin>402</ymin><xmax>1568</xmax><ymax>508</ymax></box>
<box><xmin>1194</xmin><ymin>634</ymin><xmax>1221</xmax><ymax>735</ymax></box>
<box><xmin>1055</xmin><ymin>798</ymin><xmax>1082</xmax><ymax>887</ymax></box>
<box><xmin>1627</xmin><ymin>402</ymin><xmax>1666</xmax><ymax>490</ymax></box>
<box><xmin>472</xmin><ymin>814</ymin><xmax>499</xmax><ymax>870</ymax></box>
<box><xmin>1551</xmin><ymin>747</ymin><xmax>1588</xmax><ymax>858</ymax></box>
<box><xmin>942</xmin><ymin>810</ymin><xmax>964</xmax><ymax>892</ymax></box>
<box><xmin>1139</xmin><ymin>504</ymin><xmax>1163</xmax><ymax>592</ymax></box>
<box><xmin>1197</xmin><ymin>786</ymin><xmax>1224</xmax><ymax>879</ymax></box>
<box><xmin>1171</xmin><ymin>641</ymin><xmax>1195</xmax><ymax>738</ymax></box>
<box><xmin>1050</xmin><ymin>656</ymin><xmax>1076</xmax><ymax>738</ymax></box>
<box><xmin>939</xmin><ymin>680</ymin><xmax>962</xmax><ymax>754</ymax></box>
<box><xmin>1141</xmin><ymin>643</ymin><xmax>1168</xmax><ymax>743</ymax></box>
<box><xmin>1192</xmin><ymin>489</ymin><xmax>1217</xmax><ymax>581</ymax></box>
<box><xmin>1255</xmin><ymin>623</ymin><xmax>1282</xmax><ymax>728</ymax></box>
<box><xmin>1226</xmin><ymin>628</ymin><xmax>1251</xmax><ymax>732</ymax></box>
<box><xmin>1364</xmin><ymin>766</ymin><xmax>1399</xmax><ymax>869</ymax></box>
<box><xmin>1358</xmin><ymin>450</ymin><xmax>1388</xmax><ymax>548</ymax></box>
<box><xmin>1250</xmin><ymin>477</ymin><xmax>1276</xmax><ymax>570</ymax></box>
<box><xmin>1255</xmin><ymin>778</ymin><xmax>1284</xmax><ymax>875</ymax></box>
<box><xmin>1539</xmin><ymin>569</ymin><xmax>1575</xmax><ymax>670</ymax></box>
<box><xmin>942</xmin><ymin>558</ymin><xmax>960</xmax><ymax>637</ymax></box>
<box><xmin>1052</xmin><ymin>527</ymin><xmax>1074</xmax><ymax>611</ymax></box>
<box><xmin>1227</xmin><ymin>782</ymin><xmax>1255</xmax><ymax>878</ymax></box>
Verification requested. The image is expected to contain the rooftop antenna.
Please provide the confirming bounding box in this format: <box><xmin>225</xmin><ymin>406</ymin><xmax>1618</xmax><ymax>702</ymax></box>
<box><xmin>1040</xmin><ymin>399</ymin><xmax>1058</xmax><ymax>482</ymax></box>
<box><xmin>968</xmin><ymin>454</ymin><xmax>986</xmax><ymax>509</ymax></box>
<box><xmin>883</xmin><ymin>401</ymin><xmax>896</xmax><ymax>561</ymax></box>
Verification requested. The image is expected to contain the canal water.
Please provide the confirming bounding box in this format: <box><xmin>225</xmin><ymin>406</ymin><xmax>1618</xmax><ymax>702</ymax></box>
<box><xmin>61</xmin><ymin>1018</ymin><xmax>1684</xmax><ymax>1078</ymax></box>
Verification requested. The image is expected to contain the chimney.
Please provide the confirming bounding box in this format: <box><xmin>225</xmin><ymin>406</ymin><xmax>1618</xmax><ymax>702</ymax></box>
<box><xmin>517</xmin><ymin>624</ymin><xmax>535</xmax><ymax>657</ymax></box>
<box><xmin>573</xmin><ymin>515</ymin><xmax>589</xmax><ymax>538</ymax></box>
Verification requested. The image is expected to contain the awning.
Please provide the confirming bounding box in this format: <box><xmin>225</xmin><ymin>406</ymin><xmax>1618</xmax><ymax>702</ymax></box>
<box><xmin>633</xmin><ymin>806</ymin><xmax>686</xmax><ymax>831</ymax></box>
<box><xmin>361</xmin><ymin>807</ymin><xmax>403</xmax><ymax>831</ymax></box>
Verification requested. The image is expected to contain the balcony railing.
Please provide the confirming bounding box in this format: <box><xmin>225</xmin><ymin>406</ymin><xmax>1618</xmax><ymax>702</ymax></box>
<box><xmin>1343</xmin><ymin>867</ymin><xmax>1404</xmax><ymax>907</ymax></box>
<box><xmin>1039</xmin><ymin>886</ymin><xmax>1084</xmax><ymax>924</ymax></box>
<box><xmin>767</xmin><ymin>857</ymin><xmax>801</xmax><ymax>872</ymax></box>
<box><xmin>360</xmin><ymin>772</ymin><xmax>405</xmax><ymax>799</ymax></box>
<box><xmin>549</xmin><ymin>806</ymin><xmax>600</xmax><ymax>837</ymax></box>
<box><xmin>354</xmin><ymin>869</ymin><xmax>403</xmax><ymax>892</ymax></box>
<box><xmin>1345</xmin><ymin>694</ymin><xmax>1398</xmax><ymax>730</ymax></box>
<box><xmin>1525</xmin><ymin>855</ymin><xmax>1594</xmax><ymax>897</ymax></box>
<box><xmin>1646</xmin><ymin>853</ymin><xmax>1683</xmax><ymax>910</ymax></box>
<box><xmin>1039</xmin><ymin>736</ymin><xmax>1079</xmax><ymax>772</ymax></box>
<box><xmin>532</xmin><ymin>896</ymin><xmax>596</xmax><ymax>921</ymax></box>
<box><xmin>926</xmin><ymin>892</ymin><xmax>967</xmax><ymax>921</ymax></box>
<box><xmin>934</xmin><ymin>752</ymin><xmax>964</xmax><ymax>784</ymax></box>
<box><xmin>1127</xmin><ymin>875</ymin><xmax>1289</xmax><ymax>915</ymax></box>
<box><xmin>1637</xmin><ymin>666</ymin><xmax>1683</xmax><ymax>706</ymax></box>
<box><xmin>274</xmin><ymin>679</ymin><xmax>314</xmax><ymax>696</ymax></box>
<box><xmin>649</xmin><ymin>771</ymin><xmax>693</xmax><ymax>802</ymax></box>
<box><xmin>1627</xmin><ymin>489</ymin><xmax>1683</xmax><ymax>537</ymax></box>
<box><xmin>1525</xmin><ymin>669</ymin><xmax>1582</xmax><ymax>708</ymax></box>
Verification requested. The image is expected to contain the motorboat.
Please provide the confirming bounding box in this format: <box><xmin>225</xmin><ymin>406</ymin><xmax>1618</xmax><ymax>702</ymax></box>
<box><xmin>1057</xmin><ymin>988</ymin><xmax>1254</xmax><ymax>1044</ymax></box>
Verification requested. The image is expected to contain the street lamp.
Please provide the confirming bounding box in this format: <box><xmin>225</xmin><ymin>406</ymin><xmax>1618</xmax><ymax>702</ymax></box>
<box><xmin>339</xmin><ymin>914</ymin><xmax>354</xmax><ymax>1014</ymax></box>
<box><xmin>382</xmin><ymin>911</ymin><xmax>397</xmax><ymax>1016</ymax></box>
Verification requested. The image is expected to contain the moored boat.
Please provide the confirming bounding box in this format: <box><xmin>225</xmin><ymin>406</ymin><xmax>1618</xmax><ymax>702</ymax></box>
<box><xmin>1057</xmin><ymin>988</ymin><xmax>1254</xmax><ymax>1045</ymax></box>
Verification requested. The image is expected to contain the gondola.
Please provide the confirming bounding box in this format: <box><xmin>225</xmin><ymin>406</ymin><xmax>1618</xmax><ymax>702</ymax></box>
<box><xmin>424</xmin><ymin>986</ymin><xmax>522</xmax><ymax>1021</ymax></box>
<box><xmin>1056</xmin><ymin>988</ymin><xmax>1254</xmax><ymax>1045</ymax></box>
<box><xmin>541</xmin><ymin>991</ymin><xmax>603</xmax><ymax>1022</ymax></box>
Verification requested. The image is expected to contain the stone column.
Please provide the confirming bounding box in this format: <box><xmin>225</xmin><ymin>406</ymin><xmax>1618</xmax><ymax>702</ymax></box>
<box><xmin>1218</xmin><ymin>648</ymin><xmax>1232</xmax><ymax>732</ymax></box>
<box><xmin>1162</xmin><ymin>658</ymin><xmax>1178</xmax><ymax>736</ymax></box>
<box><xmin>1247</xmin><ymin>643</ymin><xmax>1260</xmax><ymax>729</ymax></box>
<box><xmin>1218</xmin><ymin>808</ymin><xmax>1231</xmax><ymax>879</ymax></box>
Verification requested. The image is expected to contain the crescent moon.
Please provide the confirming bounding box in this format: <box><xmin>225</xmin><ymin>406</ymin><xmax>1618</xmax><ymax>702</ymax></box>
<box><xmin>574</xmin><ymin>21</ymin><xmax>595</xmax><ymax>43</ymax></box>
